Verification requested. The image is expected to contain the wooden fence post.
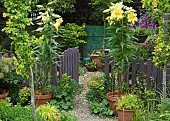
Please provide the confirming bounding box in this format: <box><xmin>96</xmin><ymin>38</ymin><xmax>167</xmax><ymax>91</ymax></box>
<box><xmin>104</xmin><ymin>49</ymin><xmax>110</xmax><ymax>77</ymax></box>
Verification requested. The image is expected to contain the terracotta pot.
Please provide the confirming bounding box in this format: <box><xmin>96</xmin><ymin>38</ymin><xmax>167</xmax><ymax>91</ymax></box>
<box><xmin>106</xmin><ymin>92</ymin><xmax>126</xmax><ymax>115</ymax></box>
<box><xmin>0</xmin><ymin>89</ymin><xmax>9</xmax><ymax>99</ymax></box>
<box><xmin>90</xmin><ymin>50</ymin><xmax>104</xmax><ymax>69</ymax></box>
<box><xmin>117</xmin><ymin>109</ymin><xmax>134</xmax><ymax>121</ymax></box>
<box><xmin>35</xmin><ymin>90</ymin><xmax>52</xmax><ymax>106</ymax></box>
<box><xmin>86</xmin><ymin>66</ymin><xmax>95</xmax><ymax>72</ymax></box>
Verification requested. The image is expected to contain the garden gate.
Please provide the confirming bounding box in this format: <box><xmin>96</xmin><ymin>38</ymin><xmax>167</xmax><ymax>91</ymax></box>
<box><xmin>0</xmin><ymin>48</ymin><xmax>80</xmax><ymax>86</ymax></box>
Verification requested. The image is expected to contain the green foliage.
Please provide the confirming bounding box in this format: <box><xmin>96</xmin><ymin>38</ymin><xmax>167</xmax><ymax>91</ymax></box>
<box><xmin>0</xmin><ymin>97</ymin><xmax>12</xmax><ymax>107</ymax></box>
<box><xmin>3</xmin><ymin>71</ymin><xmax>23</xmax><ymax>85</ymax></box>
<box><xmin>2</xmin><ymin>0</ymin><xmax>38</xmax><ymax>79</ymax></box>
<box><xmin>104</xmin><ymin>2</ymin><xmax>137</xmax><ymax>73</ymax></box>
<box><xmin>79</xmin><ymin>66</ymin><xmax>87</xmax><ymax>76</ymax></box>
<box><xmin>58</xmin><ymin>23</ymin><xmax>87</xmax><ymax>49</ymax></box>
<box><xmin>3</xmin><ymin>71</ymin><xmax>23</xmax><ymax>105</ymax></box>
<box><xmin>0</xmin><ymin>106</ymin><xmax>34</xmax><ymax>121</ymax></box>
<box><xmin>90</xmin><ymin>99</ymin><xmax>113</xmax><ymax>118</ymax></box>
<box><xmin>36</xmin><ymin>104</ymin><xmax>60</xmax><ymax>121</ymax></box>
<box><xmin>157</xmin><ymin>98</ymin><xmax>170</xmax><ymax>112</ymax></box>
<box><xmin>48</xmin><ymin>0</ymin><xmax>76</xmax><ymax>13</ymax></box>
<box><xmin>33</xmin><ymin>4</ymin><xmax>63</xmax><ymax>90</ymax></box>
<box><xmin>18</xmin><ymin>87</ymin><xmax>31</xmax><ymax>106</ymax></box>
<box><xmin>117</xmin><ymin>94</ymin><xmax>140</xmax><ymax>110</ymax></box>
<box><xmin>86</xmin><ymin>75</ymin><xmax>113</xmax><ymax>117</ymax></box>
<box><xmin>86</xmin><ymin>78</ymin><xmax>105</xmax><ymax>102</ymax></box>
<box><xmin>86</xmin><ymin>75</ymin><xmax>113</xmax><ymax>102</ymax></box>
<box><xmin>60</xmin><ymin>110</ymin><xmax>77</xmax><ymax>121</ymax></box>
<box><xmin>85</xmin><ymin>61</ymin><xmax>97</xmax><ymax>68</ymax></box>
<box><xmin>50</xmin><ymin>74</ymin><xmax>82</xmax><ymax>110</ymax></box>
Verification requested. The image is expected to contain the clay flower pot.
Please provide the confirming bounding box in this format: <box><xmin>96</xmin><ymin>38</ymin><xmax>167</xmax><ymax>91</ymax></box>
<box><xmin>117</xmin><ymin>109</ymin><xmax>135</xmax><ymax>121</ymax></box>
<box><xmin>35</xmin><ymin>90</ymin><xmax>52</xmax><ymax>106</ymax></box>
<box><xmin>0</xmin><ymin>89</ymin><xmax>9</xmax><ymax>99</ymax></box>
<box><xmin>106</xmin><ymin>92</ymin><xmax>126</xmax><ymax>115</ymax></box>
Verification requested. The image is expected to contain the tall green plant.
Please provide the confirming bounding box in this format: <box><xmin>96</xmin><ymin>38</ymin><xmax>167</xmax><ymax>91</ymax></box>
<box><xmin>34</xmin><ymin>4</ymin><xmax>63</xmax><ymax>90</ymax></box>
<box><xmin>142</xmin><ymin>0</ymin><xmax>170</xmax><ymax>98</ymax></box>
<box><xmin>104</xmin><ymin>2</ymin><xmax>137</xmax><ymax>82</ymax></box>
<box><xmin>2</xmin><ymin>0</ymin><xmax>39</xmax><ymax>120</ymax></box>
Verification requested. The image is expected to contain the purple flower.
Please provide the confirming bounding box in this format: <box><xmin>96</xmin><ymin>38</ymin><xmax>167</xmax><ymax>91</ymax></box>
<box><xmin>142</xmin><ymin>25</ymin><xmax>148</xmax><ymax>28</ymax></box>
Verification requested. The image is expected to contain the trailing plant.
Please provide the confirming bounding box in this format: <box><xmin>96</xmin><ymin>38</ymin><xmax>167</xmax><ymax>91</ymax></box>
<box><xmin>50</xmin><ymin>74</ymin><xmax>82</xmax><ymax>110</ymax></box>
<box><xmin>58</xmin><ymin>23</ymin><xmax>87</xmax><ymax>49</ymax></box>
<box><xmin>18</xmin><ymin>87</ymin><xmax>31</xmax><ymax>106</ymax></box>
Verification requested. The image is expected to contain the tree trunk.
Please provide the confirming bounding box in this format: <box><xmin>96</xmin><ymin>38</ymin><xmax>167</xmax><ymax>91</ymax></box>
<box><xmin>162</xmin><ymin>65</ymin><xmax>167</xmax><ymax>99</ymax></box>
<box><xmin>30</xmin><ymin>67</ymin><xmax>37</xmax><ymax>121</ymax></box>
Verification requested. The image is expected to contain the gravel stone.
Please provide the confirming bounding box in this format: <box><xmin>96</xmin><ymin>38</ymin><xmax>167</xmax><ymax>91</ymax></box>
<box><xmin>69</xmin><ymin>71</ymin><xmax>118</xmax><ymax>121</ymax></box>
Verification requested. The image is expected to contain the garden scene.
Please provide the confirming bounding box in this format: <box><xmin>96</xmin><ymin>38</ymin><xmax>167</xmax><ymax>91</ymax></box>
<box><xmin>0</xmin><ymin>0</ymin><xmax>170</xmax><ymax>121</ymax></box>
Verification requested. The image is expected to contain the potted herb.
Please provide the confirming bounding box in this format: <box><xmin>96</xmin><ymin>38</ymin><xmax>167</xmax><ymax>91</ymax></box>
<box><xmin>130</xmin><ymin>15</ymin><xmax>157</xmax><ymax>43</ymax></box>
<box><xmin>116</xmin><ymin>94</ymin><xmax>140</xmax><ymax>121</ymax></box>
<box><xmin>85</xmin><ymin>61</ymin><xmax>97</xmax><ymax>72</ymax></box>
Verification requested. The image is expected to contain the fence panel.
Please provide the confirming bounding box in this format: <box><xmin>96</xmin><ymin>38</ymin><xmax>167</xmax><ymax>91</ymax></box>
<box><xmin>104</xmin><ymin>49</ymin><xmax>168</xmax><ymax>93</ymax></box>
<box><xmin>0</xmin><ymin>48</ymin><xmax>80</xmax><ymax>87</ymax></box>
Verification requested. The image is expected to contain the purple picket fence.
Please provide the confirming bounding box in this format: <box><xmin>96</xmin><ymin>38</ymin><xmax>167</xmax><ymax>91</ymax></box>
<box><xmin>0</xmin><ymin>48</ymin><xmax>80</xmax><ymax>86</ymax></box>
<box><xmin>104</xmin><ymin>49</ymin><xmax>170</xmax><ymax>93</ymax></box>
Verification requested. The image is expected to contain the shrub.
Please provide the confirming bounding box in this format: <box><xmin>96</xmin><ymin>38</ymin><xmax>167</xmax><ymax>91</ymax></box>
<box><xmin>50</xmin><ymin>74</ymin><xmax>82</xmax><ymax>110</ymax></box>
<box><xmin>0</xmin><ymin>106</ymin><xmax>34</xmax><ymax>121</ymax></box>
<box><xmin>86</xmin><ymin>75</ymin><xmax>113</xmax><ymax>117</ymax></box>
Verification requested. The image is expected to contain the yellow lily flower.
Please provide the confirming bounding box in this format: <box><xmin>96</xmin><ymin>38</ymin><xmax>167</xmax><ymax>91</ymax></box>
<box><xmin>54</xmin><ymin>18</ymin><xmax>63</xmax><ymax>31</ymax></box>
<box><xmin>127</xmin><ymin>12</ymin><xmax>137</xmax><ymax>24</ymax></box>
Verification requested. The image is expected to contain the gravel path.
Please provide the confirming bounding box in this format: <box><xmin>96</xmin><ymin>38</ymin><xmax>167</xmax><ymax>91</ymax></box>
<box><xmin>69</xmin><ymin>71</ymin><xmax>117</xmax><ymax>121</ymax></box>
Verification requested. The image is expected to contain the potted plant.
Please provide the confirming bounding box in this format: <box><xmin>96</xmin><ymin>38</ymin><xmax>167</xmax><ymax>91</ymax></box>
<box><xmin>116</xmin><ymin>94</ymin><xmax>140</xmax><ymax>121</ymax></box>
<box><xmin>33</xmin><ymin>4</ymin><xmax>63</xmax><ymax>105</ymax></box>
<box><xmin>85</xmin><ymin>61</ymin><xmax>97</xmax><ymax>72</ymax></box>
<box><xmin>103</xmin><ymin>2</ymin><xmax>137</xmax><ymax>114</ymax></box>
<box><xmin>130</xmin><ymin>15</ymin><xmax>157</xmax><ymax>43</ymax></box>
<box><xmin>90</xmin><ymin>49</ymin><xmax>104</xmax><ymax>69</ymax></box>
